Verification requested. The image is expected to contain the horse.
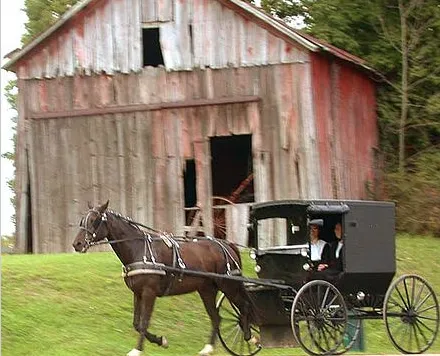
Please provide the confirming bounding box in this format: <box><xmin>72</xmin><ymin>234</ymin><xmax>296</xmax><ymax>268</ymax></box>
<box><xmin>72</xmin><ymin>200</ymin><xmax>256</xmax><ymax>356</ymax></box>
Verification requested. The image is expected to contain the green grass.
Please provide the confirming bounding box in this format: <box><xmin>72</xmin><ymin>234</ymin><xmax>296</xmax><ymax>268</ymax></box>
<box><xmin>2</xmin><ymin>235</ymin><xmax>440</xmax><ymax>356</ymax></box>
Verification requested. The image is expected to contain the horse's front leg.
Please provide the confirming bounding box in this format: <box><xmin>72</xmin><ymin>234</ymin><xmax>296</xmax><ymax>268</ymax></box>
<box><xmin>127</xmin><ymin>288</ymin><xmax>156</xmax><ymax>356</ymax></box>
<box><xmin>132</xmin><ymin>293</ymin><xmax>141</xmax><ymax>334</ymax></box>
<box><xmin>145</xmin><ymin>330</ymin><xmax>168</xmax><ymax>348</ymax></box>
<box><xmin>131</xmin><ymin>292</ymin><xmax>168</xmax><ymax>349</ymax></box>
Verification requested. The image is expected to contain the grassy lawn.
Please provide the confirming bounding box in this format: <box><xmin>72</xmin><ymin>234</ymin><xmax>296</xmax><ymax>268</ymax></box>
<box><xmin>2</xmin><ymin>234</ymin><xmax>439</xmax><ymax>356</ymax></box>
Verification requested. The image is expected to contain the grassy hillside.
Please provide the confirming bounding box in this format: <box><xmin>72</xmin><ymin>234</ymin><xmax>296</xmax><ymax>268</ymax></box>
<box><xmin>2</xmin><ymin>234</ymin><xmax>439</xmax><ymax>356</ymax></box>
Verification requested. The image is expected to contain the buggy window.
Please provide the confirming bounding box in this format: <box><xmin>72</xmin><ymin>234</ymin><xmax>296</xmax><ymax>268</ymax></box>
<box><xmin>256</xmin><ymin>217</ymin><xmax>305</xmax><ymax>248</ymax></box>
<box><xmin>257</xmin><ymin>218</ymin><xmax>287</xmax><ymax>248</ymax></box>
<box><xmin>308</xmin><ymin>214</ymin><xmax>343</xmax><ymax>244</ymax></box>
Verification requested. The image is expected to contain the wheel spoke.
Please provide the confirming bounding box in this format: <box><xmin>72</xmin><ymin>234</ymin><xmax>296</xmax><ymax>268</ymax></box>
<box><xmin>221</xmin><ymin>305</ymin><xmax>239</xmax><ymax>319</ymax></box>
<box><xmin>388</xmin><ymin>296</ymin><xmax>405</xmax><ymax>309</ymax></box>
<box><xmin>410</xmin><ymin>277</ymin><xmax>416</xmax><ymax>308</ymax></box>
<box><xmin>417</xmin><ymin>314</ymin><xmax>439</xmax><ymax>321</ymax></box>
<box><xmin>415</xmin><ymin>292</ymin><xmax>433</xmax><ymax>312</ymax></box>
<box><xmin>395</xmin><ymin>285</ymin><xmax>410</xmax><ymax>310</ymax></box>
<box><xmin>404</xmin><ymin>278</ymin><xmax>412</xmax><ymax>308</ymax></box>
<box><xmin>415</xmin><ymin>317</ymin><xmax>437</xmax><ymax>334</ymax></box>
<box><xmin>408</xmin><ymin>320</ymin><xmax>414</xmax><ymax>351</ymax></box>
<box><xmin>417</xmin><ymin>303</ymin><xmax>437</xmax><ymax>315</ymax></box>
<box><xmin>320</xmin><ymin>286</ymin><xmax>330</xmax><ymax>310</ymax></box>
<box><xmin>324</xmin><ymin>294</ymin><xmax>339</xmax><ymax>313</ymax></box>
<box><xmin>414</xmin><ymin>319</ymin><xmax>430</xmax><ymax>345</ymax></box>
<box><xmin>414</xmin><ymin>282</ymin><xmax>426</xmax><ymax>307</ymax></box>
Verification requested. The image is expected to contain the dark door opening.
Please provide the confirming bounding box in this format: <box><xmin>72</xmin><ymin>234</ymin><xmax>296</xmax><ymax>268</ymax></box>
<box><xmin>210</xmin><ymin>135</ymin><xmax>254</xmax><ymax>203</ymax></box>
<box><xmin>142</xmin><ymin>28</ymin><xmax>165</xmax><ymax>67</ymax></box>
<box><xmin>183</xmin><ymin>159</ymin><xmax>200</xmax><ymax>232</ymax></box>
<box><xmin>26</xmin><ymin>150</ymin><xmax>33</xmax><ymax>253</ymax></box>
<box><xmin>184</xmin><ymin>159</ymin><xmax>197</xmax><ymax>208</ymax></box>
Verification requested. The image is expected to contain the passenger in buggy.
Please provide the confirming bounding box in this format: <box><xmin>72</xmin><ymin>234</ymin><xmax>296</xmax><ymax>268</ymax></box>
<box><xmin>327</xmin><ymin>222</ymin><xmax>344</xmax><ymax>272</ymax></box>
<box><xmin>310</xmin><ymin>222</ymin><xmax>344</xmax><ymax>284</ymax></box>
<box><xmin>308</xmin><ymin>219</ymin><xmax>331</xmax><ymax>271</ymax></box>
<box><xmin>305</xmin><ymin>220</ymin><xmax>344</xmax><ymax>284</ymax></box>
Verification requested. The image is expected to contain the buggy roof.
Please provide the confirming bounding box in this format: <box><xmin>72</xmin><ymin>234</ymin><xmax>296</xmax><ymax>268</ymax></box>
<box><xmin>249</xmin><ymin>200</ymin><xmax>356</xmax><ymax>220</ymax></box>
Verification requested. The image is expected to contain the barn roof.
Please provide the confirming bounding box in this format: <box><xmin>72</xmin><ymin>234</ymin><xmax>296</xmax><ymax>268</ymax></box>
<box><xmin>2</xmin><ymin>0</ymin><xmax>374</xmax><ymax>73</ymax></box>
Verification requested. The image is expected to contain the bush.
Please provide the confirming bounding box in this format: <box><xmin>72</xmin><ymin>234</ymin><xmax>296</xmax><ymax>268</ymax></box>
<box><xmin>385</xmin><ymin>152</ymin><xmax>440</xmax><ymax>236</ymax></box>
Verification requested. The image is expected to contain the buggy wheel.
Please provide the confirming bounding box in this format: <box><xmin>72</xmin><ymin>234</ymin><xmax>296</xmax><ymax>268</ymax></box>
<box><xmin>384</xmin><ymin>274</ymin><xmax>439</xmax><ymax>354</ymax></box>
<box><xmin>217</xmin><ymin>293</ymin><xmax>262</xmax><ymax>356</ymax></box>
<box><xmin>291</xmin><ymin>280</ymin><xmax>347</xmax><ymax>356</ymax></box>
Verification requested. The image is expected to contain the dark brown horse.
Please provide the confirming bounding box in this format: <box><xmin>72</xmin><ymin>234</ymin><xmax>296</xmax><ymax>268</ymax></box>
<box><xmin>72</xmin><ymin>201</ymin><xmax>255</xmax><ymax>356</ymax></box>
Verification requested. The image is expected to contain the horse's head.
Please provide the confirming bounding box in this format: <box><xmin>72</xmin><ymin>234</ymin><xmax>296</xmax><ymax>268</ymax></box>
<box><xmin>72</xmin><ymin>200</ymin><xmax>110</xmax><ymax>253</ymax></box>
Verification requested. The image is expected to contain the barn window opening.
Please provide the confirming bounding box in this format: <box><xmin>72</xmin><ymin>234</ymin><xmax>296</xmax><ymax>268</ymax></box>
<box><xmin>26</xmin><ymin>150</ymin><xmax>33</xmax><ymax>253</ymax></box>
<box><xmin>142</xmin><ymin>28</ymin><xmax>164</xmax><ymax>67</ymax></box>
<box><xmin>189</xmin><ymin>24</ymin><xmax>194</xmax><ymax>59</ymax></box>
<box><xmin>210</xmin><ymin>135</ymin><xmax>254</xmax><ymax>204</ymax></box>
<box><xmin>184</xmin><ymin>159</ymin><xmax>199</xmax><ymax>232</ymax></box>
<box><xmin>184</xmin><ymin>159</ymin><xmax>197</xmax><ymax>208</ymax></box>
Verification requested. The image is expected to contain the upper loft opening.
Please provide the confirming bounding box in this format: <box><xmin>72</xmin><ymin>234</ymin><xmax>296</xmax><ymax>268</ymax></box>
<box><xmin>142</xmin><ymin>28</ymin><xmax>164</xmax><ymax>67</ymax></box>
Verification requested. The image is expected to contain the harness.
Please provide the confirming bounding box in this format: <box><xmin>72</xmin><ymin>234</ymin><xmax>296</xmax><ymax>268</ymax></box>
<box><xmin>80</xmin><ymin>209</ymin><xmax>242</xmax><ymax>293</ymax></box>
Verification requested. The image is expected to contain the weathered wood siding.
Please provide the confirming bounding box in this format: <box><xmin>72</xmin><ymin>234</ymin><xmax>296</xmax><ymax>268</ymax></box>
<box><xmin>16</xmin><ymin>0</ymin><xmax>308</xmax><ymax>79</ymax></box>
<box><xmin>311</xmin><ymin>54</ymin><xmax>378</xmax><ymax>199</ymax></box>
<box><xmin>18</xmin><ymin>64</ymin><xmax>322</xmax><ymax>252</ymax></box>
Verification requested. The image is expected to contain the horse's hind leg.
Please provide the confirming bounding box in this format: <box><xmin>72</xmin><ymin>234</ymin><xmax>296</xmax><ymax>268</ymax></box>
<box><xmin>197</xmin><ymin>285</ymin><xmax>220</xmax><ymax>356</ymax></box>
<box><xmin>220</xmin><ymin>282</ymin><xmax>253</xmax><ymax>341</ymax></box>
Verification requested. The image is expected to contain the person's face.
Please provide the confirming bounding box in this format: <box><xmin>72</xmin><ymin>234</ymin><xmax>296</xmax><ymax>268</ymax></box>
<box><xmin>310</xmin><ymin>225</ymin><xmax>319</xmax><ymax>240</ymax></box>
<box><xmin>335</xmin><ymin>223</ymin><xmax>342</xmax><ymax>239</ymax></box>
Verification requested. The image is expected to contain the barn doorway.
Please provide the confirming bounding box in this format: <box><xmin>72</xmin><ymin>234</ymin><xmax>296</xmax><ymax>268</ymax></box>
<box><xmin>210</xmin><ymin>135</ymin><xmax>254</xmax><ymax>238</ymax></box>
<box><xmin>210</xmin><ymin>135</ymin><xmax>254</xmax><ymax>203</ymax></box>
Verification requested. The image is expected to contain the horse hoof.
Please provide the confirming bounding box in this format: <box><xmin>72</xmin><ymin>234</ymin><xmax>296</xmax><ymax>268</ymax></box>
<box><xmin>249</xmin><ymin>335</ymin><xmax>261</xmax><ymax>345</ymax></box>
<box><xmin>161</xmin><ymin>336</ymin><xmax>169</xmax><ymax>348</ymax></box>
<box><xmin>198</xmin><ymin>344</ymin><xmax>214</xmax><ymax>355</ymax></box>
<box><xmin>127</xmin><ymin>349</ymin><xmax>142</xmax><ymax>356</ymax></box>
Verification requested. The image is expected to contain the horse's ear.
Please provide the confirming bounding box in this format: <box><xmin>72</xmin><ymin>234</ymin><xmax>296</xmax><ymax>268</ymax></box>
<box><xmin>87</xmin><ymin>201</ymin><xmax>93</xmax><ymax>209</ymax></box>
<box><xmin>98</xmin><ymin>200</ymin><xmax>109</xmax><ymax>213</ymax></box>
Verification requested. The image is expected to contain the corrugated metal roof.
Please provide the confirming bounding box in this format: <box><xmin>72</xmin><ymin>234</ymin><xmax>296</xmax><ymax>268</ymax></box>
<box><xmin>2</xmin><ymin>0</ymin><xmax>374</xmax><ymax>73</ymax></box>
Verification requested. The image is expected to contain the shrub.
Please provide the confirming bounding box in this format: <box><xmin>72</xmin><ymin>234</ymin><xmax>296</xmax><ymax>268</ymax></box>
<box><xmin>385</xmin><ymin>152</ymin><xmax>440</xmax><ymax>236</ymax></box>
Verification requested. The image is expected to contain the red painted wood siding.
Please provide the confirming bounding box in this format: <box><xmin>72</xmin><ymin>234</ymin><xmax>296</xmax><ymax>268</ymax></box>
<box><xmin>311</xmin><ymin>54</ymin><xmax>378</xmax><ymax>199</ymax></box>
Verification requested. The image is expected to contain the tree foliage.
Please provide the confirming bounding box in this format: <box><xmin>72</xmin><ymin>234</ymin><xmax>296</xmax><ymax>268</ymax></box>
<box><xmin>22</xmin><ymin>0</ymin><xmax>80</xmax><ymax>44</ymax></box>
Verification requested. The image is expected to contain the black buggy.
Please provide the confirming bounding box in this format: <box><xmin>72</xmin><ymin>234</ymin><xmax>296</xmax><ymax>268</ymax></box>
<box><xmin>216</xmin><ymin>199</ymin><xmax>439</xmax><ymax>356</ymax></box>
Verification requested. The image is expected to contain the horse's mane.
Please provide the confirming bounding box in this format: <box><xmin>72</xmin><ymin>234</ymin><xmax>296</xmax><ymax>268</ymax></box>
<box><xmin>106</xmin><ymin>209</ymin><xmax>164</xmax><ymax>236</ymax></box>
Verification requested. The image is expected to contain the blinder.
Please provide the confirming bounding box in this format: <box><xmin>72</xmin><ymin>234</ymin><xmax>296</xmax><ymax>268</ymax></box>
<box><xmin>80</xmin><ymin>209</ymin><xmax>108</xmax><ymax>249</ymax></box>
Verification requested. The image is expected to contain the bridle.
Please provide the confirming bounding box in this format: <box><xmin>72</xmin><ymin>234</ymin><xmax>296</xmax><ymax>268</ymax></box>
<box><xmin>79</xmin><ymin>209</ymin><xmax>108</xmax><ymax>251</ymax></box>
<box><xmin>78</xmin><ymin>209</ymin><xmax>158</xmax><ymax>251</ymax></box>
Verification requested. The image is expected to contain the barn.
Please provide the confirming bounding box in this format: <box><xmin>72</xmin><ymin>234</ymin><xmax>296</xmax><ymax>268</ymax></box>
<box><xmin>3</xmin><ymin>0</ymin><xmax>379</xmax><ymax>253</ymax></box>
